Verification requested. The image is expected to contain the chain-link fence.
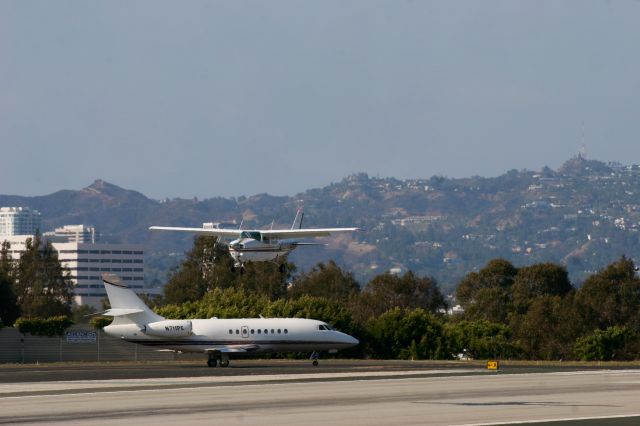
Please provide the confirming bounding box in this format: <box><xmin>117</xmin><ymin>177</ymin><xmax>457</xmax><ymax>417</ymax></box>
<box><xmin>0</xmin><ymin>325</ymin><xmax>182</xmax><ymax>363</ymax></box>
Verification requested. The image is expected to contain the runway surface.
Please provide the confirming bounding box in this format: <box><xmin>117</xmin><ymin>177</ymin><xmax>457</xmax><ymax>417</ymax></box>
<box><xmin>1</xmin><ymin>361</ymin><xmax>639</xmax><ymax>425</ymax></box>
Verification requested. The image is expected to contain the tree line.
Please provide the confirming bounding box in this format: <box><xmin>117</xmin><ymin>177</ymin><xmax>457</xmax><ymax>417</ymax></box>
<box><xmin>158</xmin><ymin>236</ymin><xmax>640</xmax><ymax>361</ymax></box>
<box><xmin>2</xmin><ymin>233</ymin><xmax>639</xmax><ymax>362</ymax></box>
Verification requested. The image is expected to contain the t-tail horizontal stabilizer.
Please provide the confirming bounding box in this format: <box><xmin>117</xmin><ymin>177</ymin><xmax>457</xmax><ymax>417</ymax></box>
<box><xmin>101</xmin><ymin>273</ymin><xmax>163</xmax><ymax>323</ymax></box>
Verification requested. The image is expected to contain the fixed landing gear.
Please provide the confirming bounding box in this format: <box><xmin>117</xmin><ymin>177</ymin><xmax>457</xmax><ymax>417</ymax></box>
<box><xmin>230</xmin><ymin>265</ymin><xmax>245</xmax><ymax>274</ymax></box>
<box><xmin>310</xmin><ymin>351</ymin><xmax>319</xmax><ymax>367</ymax></box>
<box><xmin>207</xmin><ymin>353</ymin><xmax>230</xmax><ymax>368</ymax></box>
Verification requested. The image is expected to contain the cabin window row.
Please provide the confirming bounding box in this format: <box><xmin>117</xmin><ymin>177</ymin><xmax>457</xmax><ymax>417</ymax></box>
<box><xmin>228</xmin><ymin>329</ymin><xmax>288</xmax><ymax>335</ymax></box>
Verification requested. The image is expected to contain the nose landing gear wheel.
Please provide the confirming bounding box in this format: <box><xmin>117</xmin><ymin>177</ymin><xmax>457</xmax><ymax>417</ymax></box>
<box><xmin>220</xmin><ymin>359</ymin><xmax>230</xmax><ymax>368</ymax></box>
<box><xmin>312</xmin><ymin>360</ymin><xmax>319</xmax><ymax>367</ymax></box>
<box><xmin>207</xmin><ymin>358</ymin><xmax>218</xmax><ymax>368</ymax></box>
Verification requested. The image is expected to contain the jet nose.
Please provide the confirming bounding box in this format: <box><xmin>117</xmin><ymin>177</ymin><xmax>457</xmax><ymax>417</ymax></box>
<box><xmin>343</xmin><ymin>333</ymin><xmax>359</xmax><ymax>347</ymax></box>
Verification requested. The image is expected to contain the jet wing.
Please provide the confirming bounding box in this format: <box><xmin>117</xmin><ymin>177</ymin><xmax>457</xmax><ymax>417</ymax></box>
<box><xmin>203</xmin><ymin>344</ymin><xmax>259</xmax><ymax>353</ymax></box>
<box><xmin>261</xmin><ymin>228</ymin><xmax>360</xmax><ymax>239</ymax></box>
<box><xmin>149</xmin><ymin>226</ymin><xmax>240</xmax><ymax>238</ymax></box>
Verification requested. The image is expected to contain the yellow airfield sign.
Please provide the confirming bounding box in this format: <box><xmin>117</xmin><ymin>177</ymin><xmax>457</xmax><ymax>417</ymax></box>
<box><xmin>487</xmin><ymin>360</ymin><xmax>499</xmax><ymax>370</ymax></box>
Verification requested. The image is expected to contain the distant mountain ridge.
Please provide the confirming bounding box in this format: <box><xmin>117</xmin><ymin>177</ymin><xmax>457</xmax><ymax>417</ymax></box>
<box><xmin>2</xmin><ymin>156</ymin><xmax>640</xmax><ymax>291</ymax></box>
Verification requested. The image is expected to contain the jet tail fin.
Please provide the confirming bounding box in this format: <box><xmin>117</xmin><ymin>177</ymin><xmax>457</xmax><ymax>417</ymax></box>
<box><xmin>102</xmin><ymin>274</ymin><xmax>163</xmax><ymax>323</ymax></box>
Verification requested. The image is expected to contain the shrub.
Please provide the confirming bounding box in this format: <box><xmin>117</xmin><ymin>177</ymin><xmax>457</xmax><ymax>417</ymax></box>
<box><xmin>90</xmin><ymin>316</ymin><xmax>113</xmax><ymax>330</ymax></box>
<box><xmin>14</xmin><ymin>316</ymin><xmax>73</xmax><ymax>337</ymax></box>
<box><xmin>574</xmin><ymin>326</ymin><xmax>634</xmax><ymax>361</ymax></box>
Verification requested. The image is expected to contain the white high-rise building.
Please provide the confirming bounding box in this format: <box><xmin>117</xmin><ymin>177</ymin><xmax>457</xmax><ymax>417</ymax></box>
<box><xmin>0</xmin><ymin>207</ymin><xmax>41</xmax><ymax>236</ymax></box>
<box><xmin>43</xmin><ymin>224</ymin><xmax>99</xmax><ymax>244</ymax></box>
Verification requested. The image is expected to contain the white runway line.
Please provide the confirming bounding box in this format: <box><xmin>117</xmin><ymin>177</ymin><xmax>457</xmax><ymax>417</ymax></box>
<box><xmin>455</xmin><ymin>413</ymin><xmax>640</xmax><ymax>426</ymax></box>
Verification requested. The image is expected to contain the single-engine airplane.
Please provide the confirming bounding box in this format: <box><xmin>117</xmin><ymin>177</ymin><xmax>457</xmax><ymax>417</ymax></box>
<box><xmin>101</xmin><ymin>274</ymin><xmax>359</xmax><ymax>367</ymax></box>
<box><xmin>149</xmin><ymin>210</ymin><xmax>359</xmax><ymax>272</ymax></box>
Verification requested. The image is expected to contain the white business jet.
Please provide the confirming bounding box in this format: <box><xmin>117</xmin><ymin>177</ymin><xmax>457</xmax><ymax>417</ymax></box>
<box><xmin>101</xmin><ymin>274</ymin><xmax>359</xmax><ymax>367</ymax></box>
<box><xmin>149</xmin><ymin>210</ymin><xmax>359</xmax><ymax>272</ymax></box>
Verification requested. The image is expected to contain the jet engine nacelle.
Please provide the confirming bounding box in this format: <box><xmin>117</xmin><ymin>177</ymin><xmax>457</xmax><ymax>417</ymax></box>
<box><xmin>144</xmin><ymin>320</ymin><xmax>193</xmax><ymax>337</ymax></box>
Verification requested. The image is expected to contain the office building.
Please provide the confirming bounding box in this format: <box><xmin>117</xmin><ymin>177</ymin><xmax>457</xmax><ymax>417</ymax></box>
<box><xmin>54</xmin><ymin>241</ymin><xmax>145</xmax><ymax>308</ymax></box>
<box><xmin>0</xmin><ymin>207</ymin><xmax>41</xmax><ymax>236</ymax></box>
<box><xmin>43</xmin><ymin>224</ymin><xmax>99</xmax><ymax>244</ymax></box>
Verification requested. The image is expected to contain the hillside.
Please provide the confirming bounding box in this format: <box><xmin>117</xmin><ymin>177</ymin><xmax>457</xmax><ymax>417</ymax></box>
<box><xmin>2</xmin><ymin>156</ymin><xmax>640</xmax><ymax>292</ymax></box>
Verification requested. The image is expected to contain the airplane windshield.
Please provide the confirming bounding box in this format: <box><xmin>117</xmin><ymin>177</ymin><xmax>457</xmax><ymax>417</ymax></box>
<box><xmin>240</xmin><ymin>231</ymin><xmax>262</xmax><ymax>240</ymax></box>
<box><xmin>318</xmin><ymin>324</ymin><xmax>335</xmax><ymax>331</ymax></box>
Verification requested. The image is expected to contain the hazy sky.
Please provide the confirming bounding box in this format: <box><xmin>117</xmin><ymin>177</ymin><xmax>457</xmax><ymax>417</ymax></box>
<box><xmin>1</xmin><ymin>1</ymin><xmax>639</xmax><ymax>199</ymax></box>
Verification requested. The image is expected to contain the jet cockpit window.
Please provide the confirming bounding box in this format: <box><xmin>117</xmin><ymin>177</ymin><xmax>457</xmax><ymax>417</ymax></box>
<box><xmin>318</xmin><ymin>324</ymin><xmax>335</xmax><ymax>331</ymax></box>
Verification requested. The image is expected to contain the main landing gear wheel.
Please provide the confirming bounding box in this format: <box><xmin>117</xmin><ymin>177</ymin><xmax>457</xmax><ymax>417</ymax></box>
<box><xmin>207</xmin><ymin>358</ymin><xmax>218</xmax><ymax>368</ymax></box>
<box><xmin>219</xmin><ymin>359</ymin><xmax>230</xmax><ymax>368</ymax></box>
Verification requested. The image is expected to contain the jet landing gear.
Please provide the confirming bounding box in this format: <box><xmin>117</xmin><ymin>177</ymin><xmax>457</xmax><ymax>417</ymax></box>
<box><xmin>207</xmin><ymin>353</ymin><xmax>230</xmax><ymax>368</ymax></box>
<box><xmin>310</xmin><ymin>351</ymin><xmax>320</xmax><ymax>367</ymax></box>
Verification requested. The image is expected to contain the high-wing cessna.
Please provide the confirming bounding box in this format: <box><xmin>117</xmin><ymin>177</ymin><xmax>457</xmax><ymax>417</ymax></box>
<box><xmin>101</xmin><ymin>274</ymin><xmax>358</xmax><ymax>367</ymax></box>
<box><xmin>149</xmin><ymin>210</ymin><xmax>359</xmax><ymax>272</ymax></box>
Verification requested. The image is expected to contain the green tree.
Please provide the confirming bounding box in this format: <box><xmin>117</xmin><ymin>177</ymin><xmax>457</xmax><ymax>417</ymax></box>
<box><xmin>164</xmin><ymin>236</ymin><xmax>291</xmax><ymax>304</ymax></box>
<box><xmin>288</xmin><ymin>261</ymin><xmax>360</xmax><ymax>302</ymax></box>
<box><xmin>463</xmin><ymin>286</ymin><xmax>512</xmax><ymax>323</ymax></box>
<box><xmin>267</xmin><ymin>295</ymin><xmax>357</xmax><ymax>337</ymax></box>
<box><xmin>367</xmin><ymin>308</ymin><xmax>445</xmax><ymax>359</ymax></box>
<box><xmin>233</xmin><ymin>261</ymin><xmax>292</xmax><ymax>300</ymax></box>
<box><xmin>575</xmin><ymin>256</ymin><xmax>640</xmax><ymax>331</ymax></box>
<box><xmin>0</xmin><ymin>241</ymin><xmax>19</xmax><ymax>326</ymax></box>
<box><xmin>574</xmin><ymin>326</ymin><xmax>635</xmax><ymax>361</ymax></box>
<box><xmin>164</xmin><ymin>236</ymin><xmax>223</xmax><ymax>304</ymax></box>
<box><xmin>14</xmin><ymin>234</ymin><xmax>73</xmax><ymax>318</ymax></box>
<box><xmin>158</xmin><ymin>287</ymin><xmax>271</xmax><ymax>319</ymax></box>
<box><xmin>509</xmin><ymin>295</ymin><xmax>577</xmax><ymax>360</ymax></box>
<box><xmin>445</xmin><ymin>319</ymin><xmax>518</xmax><ymax>359</ymax></box>
<box><xmin>456</xmin><ymin>259</ymin><xmax>517</xmax><ymax>309</ymax></box>
<box><xmin>356</xmin><ymin>271</ymin><xmax>445</xmax><ymax>322</ymax></box>
<box><xmin>511</xmin><ymin>263</ymin><xmax>573</xmax><ymax>314</ymax></box>
<box><xmin>72</xmin><ymin>304</ymin><xmax>96</xmax><ymax>324</ymax></box>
